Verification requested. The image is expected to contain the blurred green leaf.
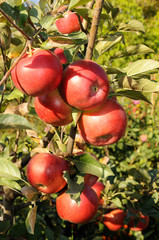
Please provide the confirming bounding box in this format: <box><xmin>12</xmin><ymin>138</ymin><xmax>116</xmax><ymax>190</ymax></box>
<box><xmin>40</xmin><ymin>14</ymin><xmax>54</xmax><ymax>30</ymax></box>
<box><xmin>6</xmin><ymin>0</ymin><xmax>22</xmax><ymax>7</ymax></box>
<box><xmin>0</xmin><ymin>158</ymin><xmax>21</xmax><ymax>180</ymax></box>
<box><xmin>0</xmin><ymin>114</ymin><xmax>34</xmax><ymax>130</ymax></box>
<box><xmin>75</xmin><ymin>7</ymin><xmax>94</xmax><ymax>20</ymax></box>
<box><xmin>111</xmin><ymin>197</ymin><xmax>123</xmax><ymax>208</ymax></box>
<box><xmin>118</xmin><ymin>76</ymin><xmax>159</xmax><ymax>92</ymax></box>
<box><xmin>115</xmin><ymin>89</ymin><xmax>151</xmax><ymax>103</ymax></box>
<box><xmin>69</xmin><ymin>0</ymin><xmax>91</xmax><ymax>10</ymax></box>
<box><xmin>4</xmin><ymin>89</ymin><xmax>24</xmax><ymax>101</ymax></box>
<box><xmin>119</xmin><ymin>20</ymin><xmax>145</xmax><ymax>33</ymax></box>
<box><xmin>39</xmin><ymin>0</ymin><xmax>47</xmax><ymax>13</ymax></box>
<box><xmin>0</xmin><ymin>220</ymin><xmax>10</xmax><ymax>232</ymax></box>
<box><xmin>0</xmin><ymin>178</ymin><xmax>21</xmax><ymax>191</ymax></box>
<box><xmin>72</xmin><ymin>108</ymin><xmax>83</xmax><ymax>124</ymax></box>
<box><xmin>110</xmin><ymin>44</ymin><xmax>154</xmax><ymax>60</ymax></box>
<box><xmin>25</xmin><ymin>205</ymin><xmax>37</xmax><ymax>235</ymax></box>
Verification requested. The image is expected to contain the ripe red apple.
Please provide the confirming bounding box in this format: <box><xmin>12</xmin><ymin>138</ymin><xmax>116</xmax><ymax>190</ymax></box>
<box><xmin>11</xmin><ymin>49</ymin><xmax>63</xmax><ymax>96</ymax></box>
<box><xmin>34</xmin><ymin>89</ymin><xmax>73</xmax><ymax>126</ymax></box>
<box><xmin>103</xmin><ymin>209</ymin><xmax>126</xmax><ymax>231</ymax></box>
<box><xmin>77</xmin><ymin>98</ymin><xmax>127</xmax><ymax>146</ymax></box>
<box><xmin>128</xmin><ymin>211</ymin><xmax>149</xmax><ymax>231</ymax></box>
<box><xmin>55</xmin><ymin>6</ymin><xmax>83</xmax><ymax>34</ymax></box>
<box><xmin>26</xmin><ymin>153</ymin><xmax>69</xmax><ymax>194</ymax></box>
<box><xmin>56</xmin><ymin>185</ymin><xmax>99</xmax><ymax>224</ymax></box>
<box><xmin>84</xmin><ymin>174</ymin><xmax>98</xmax><ymax>187</ymax></box>
<box><xmin>54</xmin><ymin>48</ymin><xmax>67</xmax><ymax>64</ymax></box>
<box><xmin>60</xmin><ymin>59</ymin><xmax>110</xmax><ymax>110</ymax></box>
<box><xmin>91</xmin><ymin>181</ymin><xmax>105</xmax><ymax>205</ymax></box>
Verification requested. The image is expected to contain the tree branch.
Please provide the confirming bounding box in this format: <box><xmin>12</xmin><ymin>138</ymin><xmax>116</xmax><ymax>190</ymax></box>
<box><xmin>85</xmin><ymin>0</ymin><xmax>104</xmax><ymax>60</ymax></box>
<box><xmin>66</xmin><ymin>125</ymin><xmax>77</xmax><ymax>155</ymax></box>
<box><xmin>0</xmin><ymin>39</ymin><xmax>33</xmax><ymax>87</ymax></box>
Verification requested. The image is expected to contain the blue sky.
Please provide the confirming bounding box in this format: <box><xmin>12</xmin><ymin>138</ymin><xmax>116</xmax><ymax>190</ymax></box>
<box><xmin>32</xmin><ymin>0</ymin><xmax>39</xmax><ymax>3</ymax></box>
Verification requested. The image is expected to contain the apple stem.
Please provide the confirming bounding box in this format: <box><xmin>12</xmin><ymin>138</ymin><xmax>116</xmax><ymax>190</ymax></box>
<box><xmin>85</xmin><ymin>0</ymin><xmax>104</xmax><ymax>60</ymax></box>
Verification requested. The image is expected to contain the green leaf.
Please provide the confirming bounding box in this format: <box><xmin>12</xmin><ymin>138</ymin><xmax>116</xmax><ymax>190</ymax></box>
<box><xmin>40</xmin><ymin>14</ymin><xmax>54</xmax><ymax>30</ymax></box>
<box><xmin>0</xmin><ymin>178</ymin><xmax>21</xmax><ymax>191</ymax></box>
<box><xmin>72</xmin><ymin>108</ymin><xmax>83</xmax><ymax>124</ymax></box>
<box><xmin>0</xmin><ymin>220</ymin><xmax>10</xmax><ymax>232</ymax></box>
<box><xmin>124</xmin><ymin>59</ymin><xmax>159</xmax><ymax>77</ymax></box>
<box><xmin>7</xmin><ymin>43</ymin><xmax>24</xmax><ymax>59</ymax></box>
<box><xmin>4</xmin><ymin>88</ymin><xmax>24</xmax><ymax>101</ymax></box>
<box><xmin>41</xmin><ymin>32</ymin><xmax>87</xmax><ymax>49</ymax></box>
<box><xmin>118</xmin><ymin>76</ymin><xmax>159</xmax><ymax>92</ymax></box>
<box><xmin>119</xmin><ymin>20</ymin><xmax>145</xmax><ymax>33</ymax></box>
<box><xmin>115</xmin><ymin>89</ymin><xmax>151</xmax><ymax>104</ymax></box>
<box><xmin>64</xmin><ymin>171</ymin><xmax>84</xmax><ymax>203</ymax></box>
<box><xmin>45</xmin><ymin>227</ymin><xmax>55</xmax><ymax>240</ymax></box>
<box><xmin>0</xmin><ymin>113</ymin><xmax>34</xmax><ymax>130</ymax></box>
<box><xmin>72</xmin><ymin>152</ymin><xmax>114</xmax><ymax>178</ymax></box>
<box><xmin>75</xmin><ymin>8</ymin><xmax>110</xmax><ymax>21</ymax></box>
<box><xmin>75</xmin><ymin>7</ymin><xmax>93</xmax><ymax>20</ymax></box>
<box><xmin>25</xmin><ymin>205</ymin><xmax>37</xmax><ymax>235</ymax></box>
<box><xmin>110</xmin><ymin>44</ymin><xmax>154</xmax><ymax>60</ymax></box>
<box><xmin>29</xmin><ymin>6</ymin><xmax>42</xmax><ymax>25</ymax></box>
<box><xmin>106</xmin><ymin>67</ymin><xmax>125</xmax><ymax>75</ymax></box>
<box><xmin>39</xmin><ymin>0</ymin><xmax>47</xmax><ymax>13</ymax></box>
<box><xmin>6</xmin><ymin>0</ymin><xmax>22</xmax><ymax>7</ymax></box>
<box><xmin>95</xmin><ymin>34</ymin><xmax>123</xmax><ymax>57</ymax></box>
<box><xmin>111</xmin><ymin>197</ymin><xmax>123</xmax><ymax>208</ymax></box>
<box><xmin>0</xmin><ymin>158</ymin><xmax>21</xmax><ymax>180</ymax></box>
<box><xmin>69</xmin><ymin>0</ymin><xmax>92</xmax><ymax>10</ymax></box>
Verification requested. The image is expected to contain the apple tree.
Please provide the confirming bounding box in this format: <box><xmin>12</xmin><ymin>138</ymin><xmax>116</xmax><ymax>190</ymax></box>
<box><xmin>0</xmin><ymin>0</ymin><xmax>159</xmax><ymax>239</ymax></box>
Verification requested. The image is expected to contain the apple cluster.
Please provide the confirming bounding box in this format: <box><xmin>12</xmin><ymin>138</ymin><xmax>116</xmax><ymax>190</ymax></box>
<box><xmin>10</xmin><ymin>46</ymin><xmax>128</xmax><ymax>224</ymax></box>
<box><xmin>26</xmin><ymin>152</ymin><xmax>104</xmax><ymax>224</ymax></box>
<box><xmin>11</xmin><ymin>47</ymin><xmax>127</xmax><ymax>146</ymax></box>
<box><xmin>10</xmin><ymin>8</ymin><xmax>127</xmax><ymax>224</ymax></box>
<box><xmin>103</xmin><ymin>208</ymin><xmax>149</xmax><ymax>232</ymax></box>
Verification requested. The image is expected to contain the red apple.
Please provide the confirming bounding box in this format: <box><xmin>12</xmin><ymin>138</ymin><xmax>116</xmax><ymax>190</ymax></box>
<box><xmin>128</xmin><ymin>211</ymin><xmax>149</xmax><ymax>231</ymax></box>
<box><xmin>84</xmin><ymin>174</ymin><xmax>98</xmax><ymax>187</ymax></box>
<box><xmin>11</xmin><ymin>49</ymin><xmax>63</xmax><ymax>96</ymax></box>
<box><xmin>60</xmin><ymin>59</ymin><xmax>110</xmax><ymax>110</ymax></box>
<box><xmin>56</xmin><ymin>185</ymin><xmax>99</xmax><ymax>224</ymax></box>
<box><xmin>103</xmin><ymin>209</ymin><xmax>126</xmax><ymax>231</ymax></box>
<box><xmin>54</xmin><ymin>48</ymin><xmax>67</xmax><ymax>64</ymax></box>
<box><xmin>55</xmin><ymin>7</ymin><xmax>82</xmax><ymax>34</ymax></box>
<box><xmin>91</xmin><ymin>181</ymin><xmax>105</xmax><ymax>205</ymax></box>
<box><xmin>77</xmin><ymin>98</ymin><xmax>127</xmax><ymax>146</ymax></box>
<box><xmin>34</xmin><ymin>89</ymin><xmax>73</xmax><ymax>126</ymax></box>
<box><xmin>26</xmin><ymin>153</ymin><xmax>69</xmax><ymax>194</ymax></box>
